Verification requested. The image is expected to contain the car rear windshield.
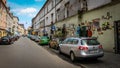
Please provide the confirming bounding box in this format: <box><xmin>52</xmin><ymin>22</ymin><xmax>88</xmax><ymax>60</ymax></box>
<box><xmin>41</xmin><ymin>36</ymin><xmax>49</xmax><ymax>39</ymax></box>
<box><xmin>81</xmin><ymin>39</ymin><xmax>100</xmax><ymax>45</ymax></box>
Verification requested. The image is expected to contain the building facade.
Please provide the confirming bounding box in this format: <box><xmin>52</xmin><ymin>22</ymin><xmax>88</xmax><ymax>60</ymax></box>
<box><xmin>12</xmin><ymin>16</ymin><xmax>19</xmax><ymax>35</ymax></box>
<box><xmin>81</xmin><ymin>0</ymin><xmax>120</xmax><ymax>53</ymax></box>
<box><xmin>0</xmin><ymin>0</ymin><xmax>21</xmax><ymax>37</ymax></box>
<box><xmin>0</xmin><ymin>0</ymin><xmax>7</xmax><ymax>37</ymax></box>
<box><xmin>7</xmin><ymin>11</ymin><xmax>14</xmax><ymax>34</ymax></box>
<box><xmin>32</xmin><ymin>0</ymin><xmax>82</xmax><ymax>36</ymax></box>
<box><xmin>18</xmin><ymin>24</ymin><xmax>25</xmax><ymax>35</ymax></box>
<box><xmin>32</xmin><ymin>0</ymin><xmax>120</xmax><ymax>53</ymax></box>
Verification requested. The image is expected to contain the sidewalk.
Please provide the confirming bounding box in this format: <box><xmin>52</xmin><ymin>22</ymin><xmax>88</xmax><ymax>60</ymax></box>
<box><xmin>95</xmin><ymin>52</ymin><xmax>120</xmax><ymax>68</ymax></box>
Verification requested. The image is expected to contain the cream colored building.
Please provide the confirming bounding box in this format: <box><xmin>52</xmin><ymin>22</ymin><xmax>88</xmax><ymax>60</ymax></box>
<box><xmin>0</xmin><ymin>0</ymin><xmax>7</xmax><ymax>37</ymax></box>
<box><xmin>56</xmin><ymin>0</ymin><xmax>120</xmax><ymax>53</ymax></box>
<box><xmin>7</xmin><ymin>12</ymin><xmax>14</xmax><ymax>34</ymax></box>
<box><xmin>33</xmin><ymin>0</ymin><xmax>120</xmax><ymax>53</ymax></box>
<box><xmin>0</xmin><ymin>0</ymin><xmax>20</xmax><ymax>37</ymax></box>
<box><xmin>18</xmin><ymin>24</ymin><xmax>25</xmax><ymax>35</ymax></box>
<box><xmin>12</xmin><ymin>16</ymin><xmax>19</xmax><ymax>35</ymax></box>
<box><xmin>32</xmin><ymin>0</ymin><xmax>82</xmax><ymax>36</ymax></box>
<box><xmin>81</xmin><ymin>0</ymin><xmax>120</xmax><ymax>53</ymax></box>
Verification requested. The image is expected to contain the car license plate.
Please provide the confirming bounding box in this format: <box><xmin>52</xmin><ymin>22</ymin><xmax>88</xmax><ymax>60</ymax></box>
<box><xmin>90</xmin><ymin>50</ymin><xmax>98</xmax><ymax>53</ymax></box>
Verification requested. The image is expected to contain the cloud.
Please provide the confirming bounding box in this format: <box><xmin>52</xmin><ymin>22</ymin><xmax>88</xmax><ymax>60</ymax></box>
<box><xmin>11</xmin><ymin>7</ymin><xmax>37</xmax><ymax>17</ymax></box>
<box><xmin>20</xmin><ymin>7</ymin><xmax>37</xmax><ymax>14</ymax></box>
<box><xmin>28</xmin><ymin>13</ymin><xmax>36</xmax><ymax>17</ymax></box>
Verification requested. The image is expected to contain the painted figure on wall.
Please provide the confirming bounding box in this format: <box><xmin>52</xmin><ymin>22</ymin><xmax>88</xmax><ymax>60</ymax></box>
<box><xmin>87</xmin><ymin>26</ymin><xmax>92</xmax><ymax>37</ymax></box>
<box><xmin>76</xmin><ymin>24</ymin><xmax>81</xmax><ymax>37</ymax></box>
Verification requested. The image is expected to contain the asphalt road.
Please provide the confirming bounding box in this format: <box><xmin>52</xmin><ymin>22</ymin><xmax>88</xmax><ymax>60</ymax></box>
<box><xmin>43</xmin><ymin>43</ymin><xmax>120</xmax><ymax>68</ymax></box>
<box><xmin>0</xmin><ymin>37</ymin><xmax>80</xmax><ymax>68</ymax></box>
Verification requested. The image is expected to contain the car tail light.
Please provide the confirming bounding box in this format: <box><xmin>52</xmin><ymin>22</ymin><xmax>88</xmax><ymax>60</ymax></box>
<box><xmin>99</xmin><ymin>45</ymin><xmax>103</xmax><ymax>49</ymax></box>
<box><xmin>78</xmin><ymin>46</ymin><xmax>88</xmax><ymax>51</ymax></box>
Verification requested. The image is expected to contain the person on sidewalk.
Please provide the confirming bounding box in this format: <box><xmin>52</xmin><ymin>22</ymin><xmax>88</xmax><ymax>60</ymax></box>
<box><xmin>76</xmin><ymin>24</ymin><xmax>81</xmax><ymax>37</ymax></box>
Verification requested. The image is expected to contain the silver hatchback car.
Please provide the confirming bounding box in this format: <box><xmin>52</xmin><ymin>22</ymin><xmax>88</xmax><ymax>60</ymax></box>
<box><xmin>59</xmin><ymin>37</ymin><xmax>104</xmax><ymax>62</ymax></box>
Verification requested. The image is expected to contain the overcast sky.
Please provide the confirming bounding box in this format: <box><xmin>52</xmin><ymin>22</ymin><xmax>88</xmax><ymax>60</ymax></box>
<box><xmin>7</xmin><ymin>0</ymin><xmax>46</xmax><ymax>29</ymax></box>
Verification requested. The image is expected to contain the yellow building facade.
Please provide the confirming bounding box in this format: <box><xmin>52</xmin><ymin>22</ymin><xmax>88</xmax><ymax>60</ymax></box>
<box><xmin>0</xmin><ymin>0</ymin><xmax>7</xmax><ymax>38</ymax></box>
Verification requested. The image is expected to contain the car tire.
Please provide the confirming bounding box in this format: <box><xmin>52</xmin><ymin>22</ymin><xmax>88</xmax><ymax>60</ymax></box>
<box><xmin>70</xmin><ymin>52</ymin><xmax>76</xmax><ymax>62</ymax></box>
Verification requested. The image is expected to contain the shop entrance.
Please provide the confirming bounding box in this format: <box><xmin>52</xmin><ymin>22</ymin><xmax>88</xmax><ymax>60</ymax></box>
<box><xmin>114</xmin><ymin>20</ymin><xmax>120</xmax><ymax>54</ymax></box>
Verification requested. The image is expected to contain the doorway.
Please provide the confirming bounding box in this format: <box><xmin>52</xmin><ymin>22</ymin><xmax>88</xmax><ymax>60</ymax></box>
<box><xmin>114</xmin><ymin>20</ymin><xmax>120</xmax><ymax>54</ymax></box>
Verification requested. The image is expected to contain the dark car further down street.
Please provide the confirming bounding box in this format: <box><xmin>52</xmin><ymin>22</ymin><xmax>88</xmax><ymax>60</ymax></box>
<box><xmin>0</xmin><ymin>36</ymin><xmax>14</xmax><ymax>45</ymax></box>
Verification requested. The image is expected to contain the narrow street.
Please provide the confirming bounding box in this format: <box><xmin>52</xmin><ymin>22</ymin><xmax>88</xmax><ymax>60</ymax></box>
<box><xmin>0</xmin><ymin>0</ymin><xmax>120</xmax><ymax>68</ymax></box>
<box><xmin>0</xmin><ymin>37</ymin><xmax>80</xmax><ymax>68</ymax></box>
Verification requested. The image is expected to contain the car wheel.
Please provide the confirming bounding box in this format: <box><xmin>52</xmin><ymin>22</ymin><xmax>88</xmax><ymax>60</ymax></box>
<box><xmin>70</xmin><ymin>52</ymin><xmax>76</xmax><ymax>62</ymax></box>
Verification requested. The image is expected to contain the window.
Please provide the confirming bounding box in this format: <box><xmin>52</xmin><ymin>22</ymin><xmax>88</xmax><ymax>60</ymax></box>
<box><xmin>65</xmin><ymin>2</ymin><xmax>70</xmax><ymax>18</ymax></box>
<box><xmin>62</xmin><ymin>38</ymin><xmax>69</xmax><ymax>44</ymax></box>
<box><xmin>81</xmin><ymin>39</ymin><xmax>100</xmax><ymax>45</ymax></box>
<box><xmin>51</xmin><ymin>0</ymin><xmax>54</xmax><ymax>8</ymax></box>
<box><xmin>46</xmin><ymin>6</ymin><xmax>48</xmax><ymax>13</ymax></box>
<box><xmin>46</xmin><ymin>17</ymin><xmax>48</xmax><ymax>24</ymax></box>
<box><xmin>51</xmin><ymin>13</ymin><xmax>53</xmax><ymax>22</ymax></box>
<box><xmin>73</xmin><ymin>39</ymin><xmax>79</xmax><ymax>44</ymax></box>
<box><xmin>66</xmin><ymin>39</ymin><xmax>73</xmax><ymax>44</ymax></box>
<box><xmin>56</xmin><ymin>8</ymin><xmax>60</xmax><ymax>21</ymax></box>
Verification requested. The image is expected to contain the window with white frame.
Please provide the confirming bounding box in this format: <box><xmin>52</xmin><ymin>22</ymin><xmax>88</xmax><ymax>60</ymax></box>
<box><xmin>51</xmin><ymin>13</ymin><xmax>54</xmax><ymax>22</ymax></box>
<box><xmin>46</xmin><ymin>17</ymin><xmax>48</xmax><ymax>24</ymax></box>
<box><xmin>56</xmin><ymin>8</ymin><xmax>60</xmax><ymax>21</ymax></box>
<box><xmin>65</xmin><ymin>2</ymin><xmax>70</xmax><ymax>18</ymax></box>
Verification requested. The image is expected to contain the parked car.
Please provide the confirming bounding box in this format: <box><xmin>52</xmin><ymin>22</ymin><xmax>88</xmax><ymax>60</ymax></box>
<box><xmin>0</xmin><ymin>36</ymin><xmax>14</xmax><ymax>45</ymax></box>
<box><xmin>27</xmin><ymin>35</ymin><xmax>31</xmax><ymax>39</ymax></box>
<box><xmin>39</xmin><ymin>36</ymin><xmax>50</xmax><ymax>45</ymax></box>
<box><xmin>49</xmin><ymin>38</ymin><xmax>59</xmax><ymax>49</ymax></box>
<box><xmin>30</xmin><ymin>35</ymin><xmax>36</xmax><ymax>41</ymax></box>
<box><xmin>59</xmin><ymin>37</ymin><xmax>104</xmax><ymax>62</ymax></box>
<box><xmin>34</xmin><ymin>36</ymin><xmax>41</xmax><ymax>42</ymax></box>
<box><xmin>13</xmin><ymin>35</ymin><xmax>19</xmax><ymax>41</ymax></box>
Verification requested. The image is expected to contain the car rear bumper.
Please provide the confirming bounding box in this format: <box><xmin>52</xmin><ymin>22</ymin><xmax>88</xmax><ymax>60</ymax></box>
<box><xmin>75</xmin><ymin>52</ymin><xmax>104</xmax><ymax>59</ymax></box>
<box><xmin>39</xmin><ymin>42</ymin><xmax>49</xmax><ymax>45</ymax></box>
